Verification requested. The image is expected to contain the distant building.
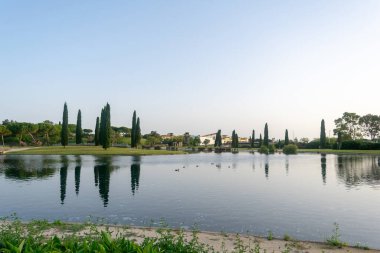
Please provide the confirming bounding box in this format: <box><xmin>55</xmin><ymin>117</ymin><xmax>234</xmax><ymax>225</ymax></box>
<box><xmin>200</xmin><ymin>133</ymin><xmax>216</xmax><ymax>146</ymax></box>
<box><xmin>161</xmin><ymin>133</ymin><xmax>174</xmax><ymax>140</ymax></box>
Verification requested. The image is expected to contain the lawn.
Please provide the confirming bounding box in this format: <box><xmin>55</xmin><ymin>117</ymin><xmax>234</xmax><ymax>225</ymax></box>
<box><xmin>7</xmin><ymin>146</ymin><xmax>186</xmax><ymax>156</ymax></box>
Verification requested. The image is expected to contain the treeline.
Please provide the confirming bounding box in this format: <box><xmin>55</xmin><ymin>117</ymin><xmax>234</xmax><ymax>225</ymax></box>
<box><xmin>0</xmin><ymin>103</ymin><xmax>141</xmax><ymax>149</ymax></box>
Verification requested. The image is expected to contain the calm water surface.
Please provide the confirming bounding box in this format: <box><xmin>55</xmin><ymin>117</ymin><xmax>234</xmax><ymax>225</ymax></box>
<box><xmin>0</xmin><ymin>153</ymin><xmax>379</xmax><ymax>248</ymax></box>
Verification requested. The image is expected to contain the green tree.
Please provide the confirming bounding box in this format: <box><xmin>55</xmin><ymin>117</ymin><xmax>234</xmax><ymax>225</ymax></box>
<box><xmin>250</xmin><ymin>130</ymin><xmax>255</xmax><ymax>148</ymax></box>
<box><xmin>285</xmin><ymin>129</ymin><xmax>289</xmax><ymax>145</ymax></box>
<box><xmin>102</xmin><ymin>103</ymin><xmax>111</xmax><ymax>150</ymax></box>
<box><xmin>214</xmin><ymin>130</ymin><xmax>222</xmax><ymax>147</ymax></box>
<box><xmin>131</xmin><ymin>110</ymin><xmax>137</xmax><ymax>148</ymax></box>
<box><xmin>333</xmin><ymin>112</ymin><xmax>361</xmax><ymax>140</ymax></box>
<box><xmin>359</xmin><ymin>114</ymin><xmax>380</xmax><ymax>140</ymax></box>
<box><xmin>37</xmin><ymin>121</ymin><xmax>54</xmax><ymax>145</ymax></box>
<box><xmin>94</xmin><ymin>117</ymin><xmax>100</xmax><ymax>146</ymax></box>
<box><xmin>263</xmin><ymin>123</ymin><xmax>269</xmax><ymax>147</ymax></box>
<box><xmin>259</xmin><ymin>133</ymin><xmax>262</xmax><ymax>147</ymax></box>
<box><xmin>61</xmin><ymin>103</ymin><xmax>69</xmax><ymax>147</ymax></box>
<box><xmin>136</xmin><ymin>117</ymin><xmax>141</xmax><ymax>147</ymax></box>
<box><xmin>231</xmin><ymin>130</ymin><xmax>239</xmax><ymax>148</ymax></box>
<box><xmin>99</xmin><ymin>109</ymin><xmax>105</xmax><ymax>146</ymax></box>
<box><xmin>76</xmin><ymin>110</ymin><xmax>82</xmax><ymax>144</ymax></box>
<box><xmin>0</xmin><ymin>125</ymin><xmax>11</xmax><ymax>147</ymax></box>
<box><xmin>320</xmin><ymin>119</ymin><xmax>326</xmax><ymax>148</ymax></box>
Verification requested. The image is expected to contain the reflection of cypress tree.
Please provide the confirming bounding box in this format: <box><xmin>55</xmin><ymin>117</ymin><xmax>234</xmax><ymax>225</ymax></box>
<box><xmin>94</xmin><ymin>157</ymin><xmax>117</xmax><ymax>207</ymax></box>
<box><xmin>321</xmin><ymin>154</ymin><xmax>327</xmax><ymax>184</ymax></box>
<box><xmin>94</xmin><ymin>166</ymin><xmax>99</xmax><ymax>187</ymax></box>
<box><xmin>60</xmin><ymin>156</ymin><xmax>68</xmax><ymax>205</ymax></box>
<box><xmin>75</xmin><ymin>166</ymin><xmax>81</xmax><ymax>195</ymax></box>
<box><xmin>131</xmin><ymin>164</ymin><xmax>140</xmax><ymax>195</ymax></box>
<box><xmin>265</xmin><ymin>162</ymin><xmax>269</xmax><ymax>178</ymax></box>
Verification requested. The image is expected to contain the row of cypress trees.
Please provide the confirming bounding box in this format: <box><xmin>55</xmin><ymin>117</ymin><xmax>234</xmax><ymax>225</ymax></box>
<box><xmin>61</xmin><ymin>103</ymin><xmax>84</xmax><ymax>147</ymax></box>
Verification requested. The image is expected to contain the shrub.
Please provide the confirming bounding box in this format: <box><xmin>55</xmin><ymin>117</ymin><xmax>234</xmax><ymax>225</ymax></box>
<box><xmin>283</xmin><ymin>144</ymin><xmax>298</xmax><ymax>154</ymax></box>
<box><xmin>268</xmin><ymin>144</ymin><xmax>276</xmax><ymax>153</ymax></box>
<box><xmin>258</xmin><ymin>146</ymin><xmax>269</xmax><ymax>154</ymax></box>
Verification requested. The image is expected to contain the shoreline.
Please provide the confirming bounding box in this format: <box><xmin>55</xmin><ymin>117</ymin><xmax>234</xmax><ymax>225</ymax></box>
<box><xmin>0</xmin><ymin>220</ymin><xmax>377</xmax><ymax>252</ymax></box>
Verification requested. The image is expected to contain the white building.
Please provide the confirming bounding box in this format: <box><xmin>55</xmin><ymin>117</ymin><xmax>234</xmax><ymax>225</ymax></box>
<box><xmin>200</xmin><ymin>133</ymin><xmax>216</xmax><ymax>146</ymax></box>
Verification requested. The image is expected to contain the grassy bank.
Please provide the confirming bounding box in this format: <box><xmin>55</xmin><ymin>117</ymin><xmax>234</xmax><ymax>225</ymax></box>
<box><xmin>6</xmin><ymin>146</ymin><xmax>186</xmax><ymax>156</ymax></box>
<box><xmin>298</xmin><ymin>149</ymin><xmax>380</xmax><ymax>155</ymax></box>
<box><xmin>0</xmin><ymin>219</ymin><xmax>376</xmax><ymax>253</ymax></box>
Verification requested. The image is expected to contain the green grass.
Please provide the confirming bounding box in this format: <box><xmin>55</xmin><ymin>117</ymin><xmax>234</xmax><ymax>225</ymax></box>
<box><xmin>7</xmin><ymin>146</ymin><xmax>186</xmax><ymax>156</ymax></box>
<box><xmin>298</xmin><ymin>149</ymin><xmax>380</xmax><ymax>155</ymax></box>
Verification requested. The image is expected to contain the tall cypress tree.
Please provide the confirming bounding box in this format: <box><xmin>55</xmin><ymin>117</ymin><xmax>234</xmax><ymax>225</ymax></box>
<box><xmin>263</xmin><ymin>123</ymin><xmax>269</xmax><ymax>147</ymax></box>
<box><xmin>61</xmin><ymin>102</ymin><xmax>68</xmax><ymax>147</ymax></box>
<box><xmin>231</xmin><ymin>130</ymin><xmax>236</xmax><ymax>148</ymax></box>
<box><xmin>102</xmin><ymin>103</ymin><xmax>111</xmax><ymax>150</ymax></box>
<box><xmin>136</xmin><ymin>117</ymin><xmax>141</xmax><ymax>147</ymax></box>
<box><xmin>76</xmin><ymin>110</ymin><xmax>82</xmax><ymax>144</ymax></box>
<box><xmin>250</xmin><ymin>130</ymin><xmax>255</xmax><ymax>148</ymax></box>
<box><xmin>320</xmin><ymin>119</ymin><xmax>326</xmax><ymax>149</ymax></box>
<box><xmin>99</xmin><ymin>108</ymin><xmax>105</xmax><ymax>146</ymax></box>
<box><xmin>235</xmin><ymin>132</ymin><xmax>239</xmax><ymax>148</ymax></box>
<box><xmin>259</xmin><ymin>134</ymin><xmax>262</xmax><ymax>147</ymax></box>
<box><xmin>215</xmin><ymin>130</ymin><xmax>222</xmax><ymax>147</ymax></box>
<box><xmin>131</xmin><ymin>110</ymin><xmax>137</xmax><ymax>148</ymax></box>
<box><xmin>285</xmin><ymin>129</ymin><xmax>289</xmax><ymax>145</ymax></box>
<box><xmin>95</xmin><ymin>117</ymin><xmax>100</xmax><ymax>146</ymax></box>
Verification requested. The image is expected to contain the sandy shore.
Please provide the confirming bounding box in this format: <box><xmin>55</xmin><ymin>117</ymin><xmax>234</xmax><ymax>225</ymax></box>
<box><xmin>36</xmin><ymin>223</ymin><xmax>378</xmax><ymax>253</ymax></box>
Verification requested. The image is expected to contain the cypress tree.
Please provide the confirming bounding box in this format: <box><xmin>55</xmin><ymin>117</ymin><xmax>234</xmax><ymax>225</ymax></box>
<box><xmin>320</xmin><ymin>119</ymin><xmax>326</xmax><ymax>149</ymax></box>
<box><xmin>259</xmin><ymin>134</ymin><xmax>262</xmax><ymax>147</ymax></box>
<box><xmin>95</xmin><ymin>117</ymin><xmax>100</xmax><ymax>146</ymax></box>
<box><xmin>263</xmin><ymin>123</ymin><xmax>269</xmax><ymax>147</ymax></box>
<box><xmin>285</xmin><ymin>129</ymin><xmax>289</xmax><ymax>145</ymax></box>
<box><xmin>250</xmin><ymin>130</ymin><xmax>255</xmax><ymax>148</ymax></box>
<box><xmin>99</xmin><ymin>108</ymin><xmax>105</xmax><ymax>146</ymax></box>
<box><xmin>215</xmin><ymin>130</ymin><xmax>222</xmax><ymax>147</ymax></box>
<box><xmin>131</xmin><ymin>110</ymin><xmax>137</xmax><ymax>148</ymax></box>
<box><xmin>61</xmin><ymin>102</ymin><xmax>68</xmax><ymax>147</ymax></box>
<box><xmin>102</xmin><ymin>103</ymin><xmax>111</xmax><ymax>150</ymax></box>
<box><xmin>235</xmin><ymin>132</ymin><xmax>239</xmax><ymax>148</ymax></box>
<box><xmin>76</xmin><ymin>109</ymin><xmax>82</xmax><ymax>144</ymax></box>
<box><xmin>136</xmin><ymin>117</ymin><xmax>141</xmax><ymax>147</ymax></box>
<box><xmin>231</xmin><ymin>130</ymin><xmax>236</xmax><ymax>148</ymax></box>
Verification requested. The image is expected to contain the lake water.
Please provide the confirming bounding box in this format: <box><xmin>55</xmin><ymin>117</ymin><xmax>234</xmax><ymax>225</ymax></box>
<box><xmin>0</xmin><ymin>153</ymin><xmax>379</xmax><ymax>248</ymax></box>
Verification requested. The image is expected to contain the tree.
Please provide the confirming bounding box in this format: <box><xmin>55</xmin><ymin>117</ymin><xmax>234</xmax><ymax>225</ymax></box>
<box><xmin>0</xmin><ymin>125</ymin><xmax>11</xmax><ymax>147</ymax></box>
<box><xmin>76</xmin><ymin>110</ymin><xmax>82</xmax><ymax>144</ymax></box>
<box><xmin>263</xmin><ymin>123</ymin><xmax>269</xmax><ymax>147</ymax></box>
<box><xmin>333</xmin><ymin>112</ymin><xmax>361</xmax><ymax>140</ymax></box>
<box><xmin>250</xmin><ymin>130</ymin><xmax>255</xmax><ymax>148</ymax></box>
<box><xmin>214</xmin><ymin>130</ymin><xmax>222</xmax><ymax>147</ymax></box>
<box><xmin>37</xmin><ymin>121</ymin><xmax>54</xmax><ymax>145</ymax></box>
<box><xmin>102</xmin><ymin>103</ymin><xmax>111</xmax><ymax>150</ymax></box>
<box><xmin>131</xmin><ymin>110</ymin><xmax>137</xmax><ymax>148</ymax></box>
<box><xmin>259</xmin><ymin>134</ymin><xmax>262</xmax><ymax>147</ymax></box>
<box><xmin>136</xmin><ymin>117</ymin><xmax>141</xmax><ymax>147</ymax></box>
<box><xmin>61</xmin><ymin>102</ymin><xmax>69</xmax><ymax>147</ymax></box>
<box><xmin>359</xmin><ymin>114</ymin><xmax>380</xmax><ymax>140</ymax></box>
<box><xmin>95</xmin><ymin>117</ymin><xmax>100</xmax><ymax>146</ymax></box>
<box><xmin>320</xmin><ymin>119</ymin><xmax>326</xmax><ymax>148</ymax></box>
<box><xmin>285</xmin><ymin>129</ymin><xmax>289</xmax><ymax>145</ymax></box>
<box><xmin>99</xmin><ymin>109</ymin><xmax>105</xmax><ymax>146</ymax></box>
<box><xmin>231</xmin><ymin>130</ymin><xmax>239</xmax><ymax>149</ymax></box>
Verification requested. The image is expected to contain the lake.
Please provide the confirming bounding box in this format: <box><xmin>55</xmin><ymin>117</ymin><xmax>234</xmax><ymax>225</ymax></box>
<box><xmin>0</xmin><ymin>153</ymin><xmax>379</xmax><ymax>248</ymax></box>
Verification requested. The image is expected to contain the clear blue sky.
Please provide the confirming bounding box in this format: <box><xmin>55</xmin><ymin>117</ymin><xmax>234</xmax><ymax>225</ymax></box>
<box><xmin>1</xmin><ymin>1</ymin><xmax>380</xmax><ymax>139</ymax></box>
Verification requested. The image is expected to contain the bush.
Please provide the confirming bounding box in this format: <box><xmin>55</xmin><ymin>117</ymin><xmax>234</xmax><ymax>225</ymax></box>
<box><xmin>283</xmin><ymin>144</ymin><xmax>298</xmax><ymax>154</ymax></box>
<box><xmin>258</xmin><ymin>146</ymin><xmax>269</xmax><ymax>154</ymax></box>
<box><xmin>268</xmin><ymin>144</ymin><xmax>276</xmax><ymax>153</ymax></box>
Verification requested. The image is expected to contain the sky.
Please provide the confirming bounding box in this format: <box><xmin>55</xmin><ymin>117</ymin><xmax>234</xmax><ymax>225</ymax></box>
<box><xmin>1</xmin><ymin>1</ymin><xmax>380</xmax><ymax>140</ymax></box>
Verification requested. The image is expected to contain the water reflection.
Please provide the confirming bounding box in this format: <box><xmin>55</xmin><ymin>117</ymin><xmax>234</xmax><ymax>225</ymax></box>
<box><xmin>60</xmin><ymin>156</ymin><xmax>68</xmax><ymax>205</ymax></box>
<box><xmin>2</xmin><ymin>156</ymin><xmax>56</xmax><ymax>180</ymax></box>
<box><xmin>74</xmin><ymin>156</ymin><xmax>81</xmax><ymax>196</ymax></box>
<box><xmin>336</xmin><ymin>155</ymin><xmax>380</xmax><ymax>187</ymax></box>
<box><xmin>131</xmin><ymin>156</ymin><xmax>141</xmax><ymax>195</ymax></box>
<box><xmin>321</xmin><ymin>154</ymin><xmax>326</xmax><ymax>184</ymax></box>
<box><xmin>285</xmin><ymin>156</ymin><xmax>289</xmax><ymax>175</ymax></box>
<box><xmin>265</xmin><ymin>155</ymin><xmax>269</xmax><ymax>179</ymax></box>
<box><xmin>94</xmin><ymin>157</ymin><xmax>119</xmax><ymax>207</ymax></box>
